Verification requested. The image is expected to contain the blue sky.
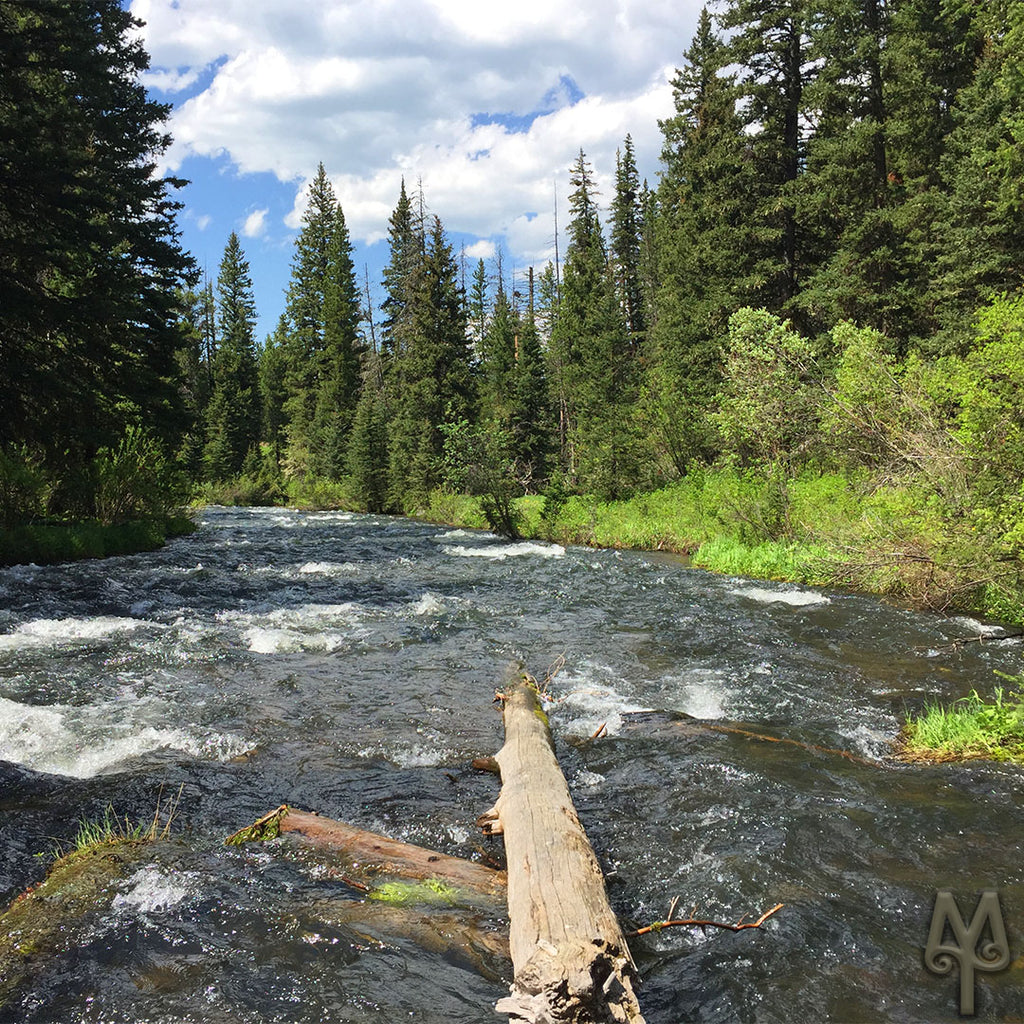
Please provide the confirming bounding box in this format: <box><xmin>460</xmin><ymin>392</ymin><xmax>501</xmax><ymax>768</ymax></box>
<box><xmin>130</xmin><ymin>0</ymin><xmax>704</xmax><ymax>343</ymax></box>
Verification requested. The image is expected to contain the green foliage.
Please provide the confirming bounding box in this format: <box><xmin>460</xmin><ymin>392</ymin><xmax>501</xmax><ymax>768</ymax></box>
<box><xmin>441</xmin><ymin>419</ymin><xmax>523</xmax><ymax>538</ymax></box>
<box><xmin>903</xmin><ymin>680</ymin><xmax>1024</xmax><ymax>763</ymax></box>
<box><xmin>95</xmin><ymin>426</ymin><xmax>188</xmax><ymax>525</ymax></box>
<box><xmin>0</xmin><ymin>0</ymin><xmax>195</xmax><ymax>494</ymax></box>
<box><xmin>0</xmin><ymin>448</ymin><xmax>47</xmax><ymax>529</ymax></box>
<box><xmin>713</xmin><ymin>309</ymin><xmax>821</xmax><ymax>471</ymax></box>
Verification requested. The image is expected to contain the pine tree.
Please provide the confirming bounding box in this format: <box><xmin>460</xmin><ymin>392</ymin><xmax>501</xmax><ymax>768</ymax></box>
<box><xmin>510</xmin><ymin>293</ymin><xmax>552</xmax><ymax>488</ymax></box>
<box><xmin>549</xmin><ymin>151</ymin><xmax>639</xmax><ymax>497</ymax></box>
<box><xmin>312</xmin><ymin>203</ymin><xmax>364</xmax><ymax>477</ymax></box>
<box><xmin>388</xmin><ymin>215</ymin><xmax>475</xmax><ymax>507</ymax></box>
<box><xmin>203</xmin><ymin>233</ymin><xmax>260</xmax><ymax>479</ymax></box>
<box><xmin>0</xmin><ymin>0</ymin><xmax>194</xmax><ymax>512</ymax></box>
<box><xmin>648</xmin><ymin>8</ymin><xmax>754</xmax><ymax>472</ymax></box>
<box><xmin>610</xmin><ymin>135</ymin><xmax>646</xmax><ymax>349</ymax></box>
<box><xmin>928</xmin><ymin>2</ymin><xmax>1024</xmax><ymax>350</ymax></box>
<box><xmin>720</xmin><ymin>0</ymin><xmax>814</xmax><ymax>309</ymax></box>
<box><xmin>380</xmin><ymin>179</ymin><xmax>421</xmax><ymax>364</ymax></box>
<box><xmin>259</xmin><ymin>317</ymin><xmax>290</xmax><ymax>469</ymax></box>
<box><xmin>281</xmin><ymin>163</ymin><xmax>337</xmax><ymax>470</ymax></box>
<box><xmin>468</xmin><ymin>258</ymin><xmax>488</xmax><ymax>350</ymax></box>
<box><xmin>346</xmin><ymin>351</ymin><xmax>391</xmax><ymax>512</ymax></box>
<box><xmin>479</xmin><ymin>271</ymin><xmax>517</xmax><ymax>423</ymax></box>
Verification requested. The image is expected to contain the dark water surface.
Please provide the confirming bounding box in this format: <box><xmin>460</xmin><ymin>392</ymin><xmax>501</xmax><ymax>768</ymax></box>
<box><xmin>1</xmin><ymin>507</ymin><xmax>1022</xmax><ymax>1022</ymax></box>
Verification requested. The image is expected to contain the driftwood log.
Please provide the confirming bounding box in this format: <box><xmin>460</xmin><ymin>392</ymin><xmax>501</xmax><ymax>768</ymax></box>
<box><xmin>479</xmin><ymin>674</ymin><xmax>645</xmax><ymax>1024</ymax></box>
<box><xmin>228</xmin><ymin>805</ymin><xmax>506</xmax><ymax>901</ymax></box>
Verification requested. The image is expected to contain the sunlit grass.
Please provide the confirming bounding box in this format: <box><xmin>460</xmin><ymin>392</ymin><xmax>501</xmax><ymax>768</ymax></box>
<box><xmin>57</xmin><ymin>786</ymin><xmax>184</xmax><ymax>859</ymax></box>
<box><xmin>901</xmin><ymin>678</ymin><xmax>1024</xmax><ymax>763</ymax></box>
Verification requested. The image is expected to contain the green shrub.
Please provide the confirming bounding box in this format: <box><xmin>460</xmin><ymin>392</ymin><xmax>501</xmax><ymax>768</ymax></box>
<box><xmin>0</xmin><ymin>447</ymin><xmax>47</xmax><ymax>528</ymax></box>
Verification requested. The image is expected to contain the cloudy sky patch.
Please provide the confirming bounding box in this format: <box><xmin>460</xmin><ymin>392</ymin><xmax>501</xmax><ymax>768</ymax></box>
<box><xmin>131</xmin><ymin>0</ymin><xmax>703</xmax><ymax>336</ymax></box>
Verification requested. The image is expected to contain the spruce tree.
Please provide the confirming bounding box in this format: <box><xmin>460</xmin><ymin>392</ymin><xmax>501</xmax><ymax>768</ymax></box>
<box><xmin>380</xmin><ymin>179</ymin><xmax>421</xmax><ymax>364</ymax></box>
<box><xmin>610</xmin><ymin>135</ymin><xmax>646</xmax><ymax>350</ymax></box>
<box><xmin>388</xmin><ymin>215</ymin><xmax>475</xmax><ymax>507</ymax></box>
<box><xmin>549</xmin><ymin>151</ymin><xmax>638</xmax><ymax>498</ymax></box>
<box><xmin>0</xmin><ymin>0</ymin><xmax>194</xmax><ymax>511</ymax></box>
<box><xmin>281</xmin><ymin>163</ymin><xmax>336</xmax><ymax>470</ymax></box>
<box><xmin>203</xmin><ymin>233</ymin><xmax>260</xmax><ymax>480</ymax></box>
<box><xmin>648</xmin><ymin>8</ymin><xmax>754</xmax><ymax>472</ymax></box>
<box><xmin>313</xmin><ymin>203</ymin><xmax>364</xmax><ymax>477</ymax></box>
<box><xmin>346</xmin><ymin>351</ymin><xmax>391</xmax><ymax>512</ymax></box>
<box><xmin>720</xmin><ymin>0</ymin><xmax>814</xmax><ymax>309</ymax></box>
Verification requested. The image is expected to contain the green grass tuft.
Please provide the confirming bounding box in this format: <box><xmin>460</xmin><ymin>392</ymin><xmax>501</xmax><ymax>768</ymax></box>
<box><xmin>901</xmin><ymin>678</ymin><xmax>1024</xmax><ymax>763</ymax></box>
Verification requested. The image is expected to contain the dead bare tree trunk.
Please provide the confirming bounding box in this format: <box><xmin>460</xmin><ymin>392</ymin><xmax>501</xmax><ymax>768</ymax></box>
<box><xmin>479</xmin><ymin>673</ymin><xmax>645</xmax><ymax>1024</ymax></box>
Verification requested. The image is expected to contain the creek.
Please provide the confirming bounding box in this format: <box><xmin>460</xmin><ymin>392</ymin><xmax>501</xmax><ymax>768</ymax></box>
<box><xmin>1</xmin><ymin>506</ymin><xmax>1022</xmax><ymax>1022</ymax></box>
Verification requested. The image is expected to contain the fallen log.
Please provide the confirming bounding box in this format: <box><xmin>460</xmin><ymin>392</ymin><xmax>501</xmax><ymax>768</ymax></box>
<box><xmin>227</xmin><ymin>805</ymin><xmax>506</xmax><ymax>904</ymax></box>
<box><xmin>479</xmin><ymin>673</ymin><xmax>645</xmax><ymax>1024</ymax></box>
<box><xmin>227</xmin><ymin>805</ymin><xmax>511</xmax><ymax>977</ymax></box>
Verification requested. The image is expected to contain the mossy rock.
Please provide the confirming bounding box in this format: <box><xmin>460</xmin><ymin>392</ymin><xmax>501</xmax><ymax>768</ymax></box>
<box><xmin>0</xmin><ymin>839</ymin><xmax>152</xmax><ymax>1006</ymax></box>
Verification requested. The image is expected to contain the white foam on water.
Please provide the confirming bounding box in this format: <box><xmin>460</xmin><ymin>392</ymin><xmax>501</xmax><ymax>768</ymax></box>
<box><xmin>112</xmin><ymin>865</ymin><xmax>198</xmax><ymax>917</ymax></box>
<box><xmin>297</xmin><ymin>561</ymin><xmax>359</xmax><ymax>576</ymax></box>
<box><xmin>358</xmin><ymin>741</ymin><xmax>446</xmax><ymax>768</ymax></box>
<box><xmin>242</xmin><ymin>626</ymin><xmax>351</xmax><ymax>654</ymax></box>
<box><xmin>443</xmin><ymin>541</ymin><xmax>565</xmax><ymax>561</ymax></box>
<box><xmin>410</xmin><ymin>592</ymin><xmax>446</xmax><ymax>616</ymax></box>
<box><xmin>837</xmin><ymin>720</ymin><xmax>891</xmax><ymax>760</ymax></box>
<box><xmin>554</xmin><ymin>676</ymin><xmax>649</xmax><ymax>739</ymax></box>
<box><xmin>730</xmin><ymin>586</ymin><xmax>831</xmax><ymax>608</ymax></box>
<box><xmin>948</xmin><ymin>615</ymin><xmax>1009</xmax><ymax>639</ymax></box>
<box><xmin>221</xmin><ymin>601</ymin><xmax>368</xmax><ymax>654</ymax></box>
<box><xmin>575</xmin><ymin>769</ymin><xmax>605</xmax><ymax>787</ymax></box>
<box><xmin>0</xmin><ymin>615</ymin><xmax>158</xmax><ymax>653</ymax></box>
<box><xmin>0</xmin><ymin>695</ymin><xmax>252</xmax><ymax>778</ymax></box>
<box><xmin>434</xmin><ymin>528</ymin><xmax>478</xmax><ymax>540</ymax></box>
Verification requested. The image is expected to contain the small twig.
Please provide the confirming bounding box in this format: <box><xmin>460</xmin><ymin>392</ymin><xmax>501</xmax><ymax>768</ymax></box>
<box><xmin>589</xmin><ymin>722</ymin><xmax>607</xmax><ymax>742</ymax></box>
<box><xmin>630</xmin><ymin>903</ymin><xmax>784</xmax><ymax>938</ymax></box>
<box><xmin>914</xmin><ymin>631</ymin><xmax>1024</xmax><ymax>656</ymax></box>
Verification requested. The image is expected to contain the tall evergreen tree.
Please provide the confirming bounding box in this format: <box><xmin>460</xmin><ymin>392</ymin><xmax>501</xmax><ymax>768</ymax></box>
<box><xmin>313</xmin><ymin>203</ymin><xmax>364</xmax><ymax>477</ymax></box>
<box><xmin>203</xmin><ymin>233</ymin><xmax>260</xmax><ymax>479</ymax></box>
<box><xmin>610</xmin><ymin>135</ymin><xmax>646</xmax><ymax>349</ymax></box>
<box><xmin>720</xmin><ymin>0</ymin><xmax>814</xmax><ymax>309</ymax></box>
<box><xmin>388</xmin><ymin>215</ymin><xmax>475</xmax><ymax>506</ymax></box>
<box><xmin>380</xmin><ymin>179</ymin><xmax>421</xmax><ymax>364</ymax></box>
<box><xmin>346</xmin><ymin>350</ymin><xmax>391</xmax><ymax>512</ymax></box>
<box><xmin>648</xmin><ymin>8</ymin><xmax>755</xmax><ymax>472</ymax></box>
<box><xmin>0</xmin><ymin>0</ymin><xmax>194</xmax><ymax>511</ymax></box>
<box><xmin>549</xmin><ymin>151</ymin><xmax>639</xmax><ymax>497</ymax></box>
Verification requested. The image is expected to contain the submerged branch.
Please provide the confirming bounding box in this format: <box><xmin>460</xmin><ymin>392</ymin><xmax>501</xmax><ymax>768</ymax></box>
<box><xmin>630</xmin><ymin>902</ymin><xmax>784</xmax><ymax>938</ymax></box>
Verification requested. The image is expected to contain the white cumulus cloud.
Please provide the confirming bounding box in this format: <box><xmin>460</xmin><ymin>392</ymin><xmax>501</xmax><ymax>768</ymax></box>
<box><xmin>132</xmin><ymin>0</ymin><xmax>703</xmax><ymax>259</ymax></box>
<box><xmin>242</xmin><ymin>207</ymin><xmax>269</xmax><ymax>238</ymax></box>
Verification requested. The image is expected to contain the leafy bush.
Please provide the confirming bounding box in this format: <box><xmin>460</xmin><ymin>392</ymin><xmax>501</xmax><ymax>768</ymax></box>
<box><xmin>95</xmin><ymin>426</ymin><xmax>189</xmax><ymax>525</ymax></box>
<box><xmin>0</xmin><ymin>447</ymin><xmax>47</xmax><ymax>528</ymax></box>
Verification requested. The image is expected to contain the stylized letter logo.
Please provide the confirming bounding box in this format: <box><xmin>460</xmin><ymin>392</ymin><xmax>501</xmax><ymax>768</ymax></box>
<box><xmin>924</xmin><ymin>890</ymin><xmax>1010</xmax><ymax>1015</ymax></box>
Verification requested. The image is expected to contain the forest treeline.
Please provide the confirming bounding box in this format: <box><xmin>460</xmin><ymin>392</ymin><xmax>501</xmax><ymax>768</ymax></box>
<box><xmin>3</xmin><ymin>1</ymin><xmax>1024</xmax><ymax>615</ymax></box>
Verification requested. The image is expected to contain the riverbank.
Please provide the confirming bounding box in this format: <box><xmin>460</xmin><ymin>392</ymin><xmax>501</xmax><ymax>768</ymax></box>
<box><xmin>0</xmin><ymin>514</ymin><xmax>196</xmax><ymax>567</ymax></box>
<box><xmin>419</xmin><ymin>469</ymin><xmax>1024</xmax><ymax>628</ymax></box>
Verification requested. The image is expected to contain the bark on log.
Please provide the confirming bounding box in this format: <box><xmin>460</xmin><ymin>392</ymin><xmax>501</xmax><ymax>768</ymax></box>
<box><xmin>228</xmin><ymin>805</ymin><xmax>506</xmax><ymax>903</ymax></box>
<box><xmin>480</xmin><ymin>675</ymin><xmax>645</xmax><ymax>1024</ymax></box>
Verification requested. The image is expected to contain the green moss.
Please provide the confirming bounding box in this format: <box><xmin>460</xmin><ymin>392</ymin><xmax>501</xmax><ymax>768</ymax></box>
<box><xmin>368</xmin><ymin>879</ymin><xmax>460</xmax><ymax>906</ymax></box>
<box><xmin>225</xmin><ymin>806</ymin><xmax>288</xmax><ymax>846</ymax></box>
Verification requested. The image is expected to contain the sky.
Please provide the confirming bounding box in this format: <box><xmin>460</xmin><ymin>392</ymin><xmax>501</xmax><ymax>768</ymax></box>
<box><xmin>129</xmin><ymin>0</ymin><xmax>705</xmax><ymax>343</ymax></box>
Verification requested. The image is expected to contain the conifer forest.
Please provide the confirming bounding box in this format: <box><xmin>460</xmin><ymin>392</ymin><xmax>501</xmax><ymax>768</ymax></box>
<box><xmin>3</xmin><ymin>0</ymin><xmax>1024</xmax><ymax>620</ymax></box>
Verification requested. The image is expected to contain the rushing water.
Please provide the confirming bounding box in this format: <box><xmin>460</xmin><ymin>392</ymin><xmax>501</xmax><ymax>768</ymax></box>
<box><xmin>1</xmin><ymin>506</ymin><xmax>1022</xmax><ymax>1023</ymax></box>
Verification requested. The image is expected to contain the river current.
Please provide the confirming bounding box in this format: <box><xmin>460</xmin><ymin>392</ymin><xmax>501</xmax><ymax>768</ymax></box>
<box><xmin>1</xmin><ymin>506</ymin><xmax>1022</xmax><ymax>1022</ymax></box>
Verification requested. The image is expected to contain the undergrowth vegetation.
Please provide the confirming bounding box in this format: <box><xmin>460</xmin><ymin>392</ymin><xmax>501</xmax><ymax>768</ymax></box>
<box><xmin>901</xmin><ymin>678</ymin><xmax>1024</xmax><ymax>764</ymax></box>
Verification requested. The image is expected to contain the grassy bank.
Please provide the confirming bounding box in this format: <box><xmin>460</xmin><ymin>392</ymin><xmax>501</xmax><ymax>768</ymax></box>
<box><xmin>0</xmin><ymin>514</ymin><xmax>195</xmax><ymax>567</ymax></box>
<box><xmin>900</xmin><ymin>683</ymin><xmax>1024</xmax><ymax>764</ymax></box>
<box><xmin>416</xmin><ymin>468</ymin><xmax>1024</xmax><ymax>626</ymax></box>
